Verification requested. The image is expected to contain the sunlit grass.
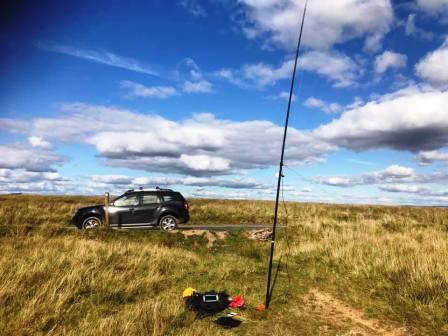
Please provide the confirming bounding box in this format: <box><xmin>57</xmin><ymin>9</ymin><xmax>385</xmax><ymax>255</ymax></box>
<box><xmin>0</xmin><ymin>195</ymin><xmax>447</xmax><ymax>335</ymax></box>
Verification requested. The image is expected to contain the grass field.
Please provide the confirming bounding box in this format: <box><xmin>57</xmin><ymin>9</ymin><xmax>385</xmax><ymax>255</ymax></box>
<box><xmin>0</xmin><ymin>195</ymin><xmax>447</xmax><ymax>335</ymax></box>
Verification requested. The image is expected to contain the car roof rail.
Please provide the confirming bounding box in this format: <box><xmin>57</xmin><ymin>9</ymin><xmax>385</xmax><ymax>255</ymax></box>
<box><xmin>124</xmin><ymin>187</ymin><xmax>174</xmax><ymax>193</ymax></box>
<box><xmin>155</xmin><ymin>186</ymin><xmax>174</xmax><ymax>192</ymax></box>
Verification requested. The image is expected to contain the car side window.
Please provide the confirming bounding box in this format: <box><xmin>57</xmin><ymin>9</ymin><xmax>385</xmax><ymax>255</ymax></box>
<box><xmin>113</xmin><ymin>194</ymin><xmax>139</xmax><ymax>207</ymax></box>
<box><xmin>163</xmin><ymin>195</ymin><xmax>174</xmax><ymax>202</ymax></box>
<box><xmin>162</xmin><ymin>193</ymin><xmax>182</xmax><ymax>202</ymax></box>
<box><xmin>141</xmin><ymin>194</ymin><xmax>160</xmax><ymax>205</ymax></box>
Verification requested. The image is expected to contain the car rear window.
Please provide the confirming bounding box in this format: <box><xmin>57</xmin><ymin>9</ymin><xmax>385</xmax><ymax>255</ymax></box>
<box><xmin>162</xmin><ymin>193</ymin><xmax>184</xmax><ymax>202</ymax></box>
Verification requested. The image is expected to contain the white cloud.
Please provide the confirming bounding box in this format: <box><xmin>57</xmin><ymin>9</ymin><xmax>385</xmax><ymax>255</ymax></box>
<box><xmin>237</xmin><ymin>59</ymin><xmax>294</xmax><ymax>87</ymax></box>
<box><xmin>28</xmin><ymin>136</ymin><xmax>52</xmax><ymax>149</ymax></box>
<box><xmin>179</xmin><ymin>154</ymin><xmax>229</xmax><ymax>172</ymax></box>
<box><xmin>405</xmin><ymin>14</ymin><xmax>417</xmax><ymax>35</ymax></box>
<box><xmin>416</xmin><ymin>39</ymin><xmax>448</xmax><ymax>86</ymax></box>
<box><xmin>0</xmin><ymin>103</ymin><xmax>335</xmax><ymax>176</ymax></box>
<box><xmin>217</xmin><ymin>50</ymin><xmax>359</xmax><ymax>88</ymax></box>
<box><xmin>417</xmin><ymin>150</ymin><xmax>448</xmax><ymax>166</ymax></box>
<box><xmin>299</xmin><ymin>50</ymin><xmax>360</xmax><ymax>87</ymax></box>
<box><xmin>313</xmin><ymin>164</ymin><xmax>448</xmax><ymax>199</ymax></box>
<box><xmin>175</xmin><ymin>57</ymin><xmax>204</xmax><ymax>81</ymax></box>
<box><xmin>238</xmin><ymin>0</ymin><xmax>394</xmax><ymax>50</ymax></box>
<box><xmin>403</xmin><ymin>14</ymin><xmax>434</xmax><ymax>40</ymax></box>
<box><xmin>314</xmin><ymin>86</ymin><xmax>448</xmax><ymax>152</ymax></box>
<box><xmin>314</xmin><ymin>176</ymin><xmax>353</xmax><ymax>187</ymax></box>
<box><xmin>378</xmin><ymin>183</ymin><xmax>448</xmax><ymax>197</ymax></box>
<box><xmin>121</xmin><ymin>81</ymin><xmax>178</xmax><ymax>98</ymax></box>
<box><xmin>0</xmin><ymin>144</ymin><xmax>64</xmax><ymax>172</ymax></box>
<box><xmin>277</xmin><ymin>91</ymin><xmax>296</xmax><ymax>102</ymax></box>
<box><xmin>190</xmin><ymin>189</ymin><xmax>248</xmax><ymax>199</ymax></box>
<box><xmin>180</xmin><ymin>0</ymin><xmax>207</xmax><ymax>17</ymax></box>
<box><xmin>378</xmin><ymin>184</ymin><xmax>432</xmax><ymax>194</ymax></box>
<box><xmin>38</xmin><ymin>43</ymin><xmax>158</xmax><ymax>76</ymax></box>
<box><xmin>363</xmin><ymin>33</ymin><xmax>384</xmax><ymax>53</ymax></box>
<box><xmin>0</xmin><ymin>169</ymin><xmax>73</xmax><ymax>194</ymax></box>
<box><xmin>313</xmin><ymin>165</ymin><xmax>418</xmax><ymax>187</ymax></box>
<box><xmin>415</xmin><ymin>0</ymin><xmax>448</xmax><ymax>15</ymax></box>
<box><xmin>374</xmin><ymin>51</ymin><xmax>407</xmax><ymax>74</ymax></box>
<box><xmin>304</xmin><ymin>97</ymin><xmax>342</xmax><ymax>114</ymax></box>
<box><xmin>183</xmin><ymin>80</ymin><xmax>213</xmax><ymax>93</ymax></box>
<box><xmin>174</xmin><ymin>58</ymin><xmax>214</xmax><ymax>93</ymax></box>
<box><xmin>89</xmin><ymin>174</ymin><xmax>269</xmax><ymax>190</ymax></box>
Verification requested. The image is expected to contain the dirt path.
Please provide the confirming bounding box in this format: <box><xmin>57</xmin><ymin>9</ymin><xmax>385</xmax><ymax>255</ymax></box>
<box><xmin>178</xmin><ymin>229</ymin><xmax>228</xmax><ymax>248</ymax></box>
<box><xmin>305</xmin><ymin>289</ymin><xmax>408</xmax><ymax>336</ymax></box>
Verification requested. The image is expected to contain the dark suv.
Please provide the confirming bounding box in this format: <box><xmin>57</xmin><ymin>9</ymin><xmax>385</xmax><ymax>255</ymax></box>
<box><xmin>72</xmin><ymin>188</ymin><xmax>189</xmax><ymax>230</ymax></box>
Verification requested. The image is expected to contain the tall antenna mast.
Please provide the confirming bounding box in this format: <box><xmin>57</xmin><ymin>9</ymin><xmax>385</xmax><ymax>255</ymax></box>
<box><xmin>265</xmin><ymin>0</ymin><xmax>308</xmax><ymax>309</ymax></box>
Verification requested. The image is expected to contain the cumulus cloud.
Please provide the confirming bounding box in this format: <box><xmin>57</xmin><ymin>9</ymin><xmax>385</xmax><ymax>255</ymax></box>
<box><xmin>313</xmin><ymin>165</ymin><xmax>418</xmax><ymax>187</ymax></box>
<box><xmin>378</xmin><ymin>184</ymin><xmax>433</xmax><ymax>194</ymax></box>
<box><xmin>313</xmin><ymin>86</ymin><xmax>448</xmax><ymax>152</ymax></box>
<box><xmin>313</xmin><ymin>165</ymin><xmax>448</xmax><ymax>197</ymax></box>
<box><xmin>175</xmin><ymin>58</ymin><xmax>204</xmax><ymax>81</ymax></box>
<box><xmin>0</xmin><ymin>168</ymin><xmax>72</xmax><ymax>194</ymax></box>
<box><xmin>378</xmin><ymin>183</ymin><xmax>448</xmax><ymax>198</ymax></box>
<box><xmin>415</xmin><ymin>0</ymin><xmax>448</xmax><ymax>15</ymax></box>
<box><xmin>363</xmin><ymin>33</ymin><xmax>384</xmax><ymax>53</ymax></box>
<box><xmin>417</xmin><ymin>150</ymin><xmax>448</xmax><ymax>166</ymax></box>
<box><xmin>89</xmin><ymin>174</ymin><xmax>269</xmax><ymax>190</ymax></box>
<box><xmin>0</xmin><ymin>103</ymin><xmax>335</xmax><ymax>176</ymax></box>
<box><xmin>183</xmin><ymin>80</ymin><xmax>213</xmax><ymax>93</ymax></box>
<box><xmin>374</xmin><ymin>51</ymin><xmax>407</xmax><ymax>74</ymax></box>
<box><xmin>217</xmin><ymin>50</ymin><xmax>360</xmax><ymax>88</ymax></box>
<box><xmin>304</xmin><ymin>97</ymin><xmax>342</xmax><ymax>114</ymax></box>
<box><xmin>299</xmin><ymin>50</ymin><xmax>360</xmax><ymax>87</ymax></box>
<box><xmin>28</xmin><ymin>136</ymin><xmax>52</xmax><ymax>149</ymax></box>
<box><xmin>216</xmin><ymin>59</ymin><xmax>293</xmax><ymax>88</ymax></box>
<box><xmin>415</xmin><ymin>38</ymin><xmax>448</xmax><ymax>86</ymax></box>
<box><xmin>0</xmin><ymin>144</ymin><xmax>64</xmax><ymax>172</ymax></box>
<box><xmin>237</xmin><ymin>0</ymin><xmax>394</xmax><ymax>50</ymax></box>
<box><xmin>121</xmin><ymin>81</ymin><xmax>178</xmax><ymax>98</ymax></box>
<box><xmin>190</xmin><ymin>189</ymin><xmax>248</xmax><ymax>199</ymax></box>
<box><xmin>277</xmin><ymin>91</ymin><xmax>297</xmax><ymax>102</ymax></box>
<box><xmin>403</xmin><ymin>14</ymin><xmax>433</xmax><ymax>40</ymax></box>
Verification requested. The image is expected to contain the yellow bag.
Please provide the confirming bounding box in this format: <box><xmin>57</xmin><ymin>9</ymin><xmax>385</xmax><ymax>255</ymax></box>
<box><xmin>182</xmin><ymin>287</ymin><xmax>197</xmax><ymax>298</ymax></box>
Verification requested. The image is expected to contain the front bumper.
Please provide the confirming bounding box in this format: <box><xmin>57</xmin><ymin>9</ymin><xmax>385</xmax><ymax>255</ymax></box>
<box><xmin>71</xmin><ymin>212</ymin><xmax>83</xmax><ymax>229</ymax></box>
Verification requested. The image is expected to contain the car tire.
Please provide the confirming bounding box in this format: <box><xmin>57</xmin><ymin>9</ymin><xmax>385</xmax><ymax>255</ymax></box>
<box><xmin>82</xmin><ymin>216</ymin><xmax>102</xmax><ymax>229</ymax></box>
<box><xmin>159</xmin><ymin>215</ymin><xmax>177</xmax><ymax>231</ymax></box>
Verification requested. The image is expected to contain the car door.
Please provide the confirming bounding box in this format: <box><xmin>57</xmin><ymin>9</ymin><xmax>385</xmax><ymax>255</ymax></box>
<box><xmin>131</xmin><ymin>193</ymin><xmax>161</xmax><ymax>226</ymax></box>
<box><xmin>108</xmin><ymin>193</ymin><xmax>140</xmax><ymax>227</ymax></box>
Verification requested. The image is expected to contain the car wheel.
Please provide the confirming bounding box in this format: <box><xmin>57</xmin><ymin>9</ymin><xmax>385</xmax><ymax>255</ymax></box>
<box><xmin>159</xmin><ymin>215</ymin><xmax>177</xmax><ymax>231</ymax></box>
<box><xmin>82</xmin><ymin>216</ymin><xmax>101</xmax><ymax>229</ymax></box>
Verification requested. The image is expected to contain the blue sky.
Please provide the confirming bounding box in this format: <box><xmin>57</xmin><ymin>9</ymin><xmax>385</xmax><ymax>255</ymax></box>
<box><xmin>1</xmin><ymin>0</ymin><xmax>448</xmax><ymax>205</ymax></box>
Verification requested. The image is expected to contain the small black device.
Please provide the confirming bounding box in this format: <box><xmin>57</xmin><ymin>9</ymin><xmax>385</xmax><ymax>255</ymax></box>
<box><xmin>203</xmin><ymin>294</ymin><xmax>219</xmax><ymax>303</ymax></box>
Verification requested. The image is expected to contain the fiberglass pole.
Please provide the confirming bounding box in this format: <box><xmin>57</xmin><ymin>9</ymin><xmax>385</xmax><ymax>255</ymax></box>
<box><xmin>265</xmin><ymin>0</ymin><xmax>308</xmax><ymax>309</ymax></box>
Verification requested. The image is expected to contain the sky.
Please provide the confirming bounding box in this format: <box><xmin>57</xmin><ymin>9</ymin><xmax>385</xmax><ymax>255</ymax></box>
<box><xmin>1</xmin><ymin>0</ymin><xmax>448</xmax><ymax>205</ymax></box>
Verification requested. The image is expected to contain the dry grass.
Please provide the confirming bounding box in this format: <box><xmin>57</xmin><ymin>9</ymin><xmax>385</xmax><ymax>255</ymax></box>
<box><xmin>0</xmin><ymin>195</ymin><xmax>447</xmax><ymax>335</ymax></box>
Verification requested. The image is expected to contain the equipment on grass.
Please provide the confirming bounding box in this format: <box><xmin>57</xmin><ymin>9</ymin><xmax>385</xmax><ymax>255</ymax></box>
<box><xmin>182</xmin><ymin>287</ymin><xmax>197</xmax><ymax>298</ymax></box>
<box><xmin>255</xmin><ymin>304</ymin><xmax>266</xmax><ymax>311</ymax></box>
<box><xmin>229</xmin><ymin>295</ymin><xmax>245</xmax><ymax>308</ymax></box>
<box><xmin>184</xmin><ymin>290</ymin><xmax>231</xmax><ymax>318</ymax></box>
